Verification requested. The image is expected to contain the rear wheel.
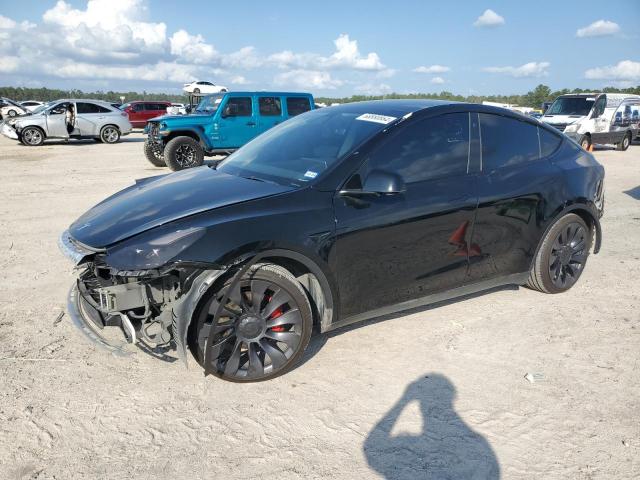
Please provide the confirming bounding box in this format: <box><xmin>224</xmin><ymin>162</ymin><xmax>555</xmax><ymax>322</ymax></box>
<box><xmin>527</xmin><ymin>213</ymin><xmax>591</xmax><ymax>293</ymax></box>
<box><xmin>100</xmin><ymin>125</ymin><xmax>120</xmax><ymax>144</ymax></box>
<box><xmin>143</xmin><ymin>139</ymin><xmax>166</xmax><ymax>167</ymax></box>
<box><xmin>192</xmin><ymin>264</ymin><xmax>313</xmax><ymax>382</ymax></box>
<box><xmin>616</xmin><ymin>132</ymin><xmax>631</xmax><ymax>151</ymax></box>
<box><xmin>193</xmin><ymin>88</ymin><xmax>200</xmax><ymax>94</ymax></box>
<box><xmin>164</xmin><ymin>136</ymin><xmax>204</xmax><ymax>171</ymax></box>
<box><xmin>20</xmin><ymin>126</ymin><xmax>45</xmax><ymax>146</ymax></box>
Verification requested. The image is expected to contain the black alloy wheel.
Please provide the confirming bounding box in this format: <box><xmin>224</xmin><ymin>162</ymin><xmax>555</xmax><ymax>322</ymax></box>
<box><xmin>527</xmin><ymin>213</ymin><xmax>591</xmax><ymax>293</ymax></box>
<box><xmin>193</xmin><ymin>264</ymin><xmax>313</xmax><ymax>382</ymax></box>
<box><xmin>164</xmin><ymin>136</ymin><xmax>204</xmax><ymax>171</ymax></box>
<box><xmin>548</xmin><ymin>222</ymin><xmax>588</xmax><ymax>289</ymax></box>
<box><xmin>143</xmin><ymin>139</ymin><xmax>166</xmax><ymax>167</ymax></box>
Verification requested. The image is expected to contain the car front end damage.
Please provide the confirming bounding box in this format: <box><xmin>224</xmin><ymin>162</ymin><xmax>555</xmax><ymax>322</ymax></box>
<box><xmin>59</xmin><ymin>229</ymin><xmax>229</xmax><ymax>363</ymax></box>
<box><xmin>0</xmin><ymin>120</ymin><xmax>19</xmax><ymax>140</ymax></box>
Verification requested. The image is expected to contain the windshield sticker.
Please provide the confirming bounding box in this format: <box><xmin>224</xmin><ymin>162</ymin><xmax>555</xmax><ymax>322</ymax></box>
<box><xmin>304</xmin><ymin>170</ymin><xmax>318</xmax><ymax>179</ymax></box>
<box><xmin>356</xmin><ymin>113</ymin><xmax>397</xmax><ymax>125</ymax></box>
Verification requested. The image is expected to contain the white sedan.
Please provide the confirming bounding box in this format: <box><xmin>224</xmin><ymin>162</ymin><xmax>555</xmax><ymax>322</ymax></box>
<box><xmin>182</xmin><ymin>81</ymin><xmax>227</xmax><ymax>95</ymax></box>
<box><xmin>21</xmin><ymin>100</ymin><xmax>44</xmax><ymax>112</ymax></box>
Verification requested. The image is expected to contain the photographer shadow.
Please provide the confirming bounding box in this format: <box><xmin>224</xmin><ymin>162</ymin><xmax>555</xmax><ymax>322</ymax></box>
<box><xmin>364</xmin><ymin>374</ymin><xmax>500</xmax><ymax>479</ymax></box>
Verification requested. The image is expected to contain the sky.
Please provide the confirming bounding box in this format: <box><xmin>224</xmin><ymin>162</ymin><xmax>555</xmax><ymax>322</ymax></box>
<box><xmin>0</xmin><ymin>0</ymin><xmax>639</xmax><ymax>97</ymax></box>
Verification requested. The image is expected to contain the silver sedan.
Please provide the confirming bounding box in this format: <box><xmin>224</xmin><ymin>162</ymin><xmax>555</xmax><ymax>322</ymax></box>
<box><xmin>0</xmin><ymin>99</ymin><xmax>133</xmax><ymax>146</ymax></box>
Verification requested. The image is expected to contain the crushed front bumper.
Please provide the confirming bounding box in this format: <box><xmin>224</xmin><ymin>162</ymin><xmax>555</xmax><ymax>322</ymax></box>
<box><xmin>1</xmin><ymin>122</ymin><xmax>18</xmax><ymax>140</ymax></box>
<box><xmin>67</xmin><ymin>283</ymin><xmax>136</xmax><ymax>357</ymax></box>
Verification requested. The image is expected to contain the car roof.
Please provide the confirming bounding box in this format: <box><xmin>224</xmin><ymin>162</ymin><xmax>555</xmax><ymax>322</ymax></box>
<box><xmin>125</xmin><ymin>100</ymin><xmax>172</xmax><ymax>104</ymax></box>
<box><xmin>224</xmin><ymin>91</ymin><xmax>313</xmax><ymax>97</ymax></box>
<box><xmin>326</xmin><ymin>99</ymin><xmax>455</xmax><ymax>117</ymax></box>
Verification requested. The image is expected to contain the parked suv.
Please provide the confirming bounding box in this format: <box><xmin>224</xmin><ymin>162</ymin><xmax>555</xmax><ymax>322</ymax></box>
<box><xmin>144</xmin><ymin>91</ymin><xmax>314</xmax><ymax>170</ymax></box>
<box><xmin>60</xmin><ymin>100</ymin><xmax>604</xmax><ymax>382</ymax></box>
<box><xmin>1</xmin><ymin>99</ymin><xmax>132</xmax><ymax>146</ymax></box>
<box><xmin>121</xmin><ymin>101</ymin><xmax>171</xmax><ymax>128</ymax></box>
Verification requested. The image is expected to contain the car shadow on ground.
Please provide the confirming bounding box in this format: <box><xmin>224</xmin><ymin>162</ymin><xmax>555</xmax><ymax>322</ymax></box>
<box><xmin>364</xmin><ymin>373</ymin><xmax>500</xmax><ymax>479</ymax></box>
<box><xmin>623</xmin><ymin>186</ymin><xmax>640</xmax><ymax>200</ymax></box>
<box><xmin>32</xmin><ymin>137</ymin><xmax>146</xmax><ymax>146</ymax></box>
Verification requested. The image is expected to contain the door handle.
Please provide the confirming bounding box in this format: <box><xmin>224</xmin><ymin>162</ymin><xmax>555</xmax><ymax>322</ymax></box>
<box><xmin>246</xmin><ymin>121</ymin><xmax>256</xmax><ymax>126</ymax></box>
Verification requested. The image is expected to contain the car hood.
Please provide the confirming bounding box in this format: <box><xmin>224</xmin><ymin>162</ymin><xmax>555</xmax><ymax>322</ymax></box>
<box><xmin>150</xmin><ymin>113</ymin><xmax>212</xmax><ymax>123</ymax></box>
<box><xmin>69</xmin><ymin>167</ymin><xmax>294</xmax><ymax>248</ymax></box>
<box><xmin>541</xmin><ymin>114</ymin><xmax>584</xmax><ymax>124</ymax></box>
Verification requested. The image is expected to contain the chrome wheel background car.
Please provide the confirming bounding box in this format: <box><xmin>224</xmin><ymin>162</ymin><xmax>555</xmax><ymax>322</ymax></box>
<box><xmin>21</xmin><ymin>126</ymin><xmax>45</xmax><ymax>146</ymax></box>
<box><xmin>100</xmin><ymin>126</ymin><xmax>120</xmax><ymax>144</ymax></box>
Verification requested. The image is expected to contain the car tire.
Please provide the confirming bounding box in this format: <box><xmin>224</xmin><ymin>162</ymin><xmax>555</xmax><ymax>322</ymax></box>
<box><xmin>191</xmin><ymin>263</ymin><xmax>313</xmax><ymax>382</ymax></box>
<box><xmin>579</xmin><ymin>135</ymin><xmax>591</xmax><ymax>150</ymax></box>
<box><xmin>100</xmin><ymin>125</ymin><xmax>120</xmax><ymax>144</ymax></box>
<box><xmin>616</xmin><ymin>132</ymin><xmax>631</xmax><ymax>151</ymax></box>
<box><xmin>143</xmin><ymin>139</ymin><xmax>166</xmax><ymax>167</ymax></box>
<box><xmin>20</xmin><ymin>126</ymin><xmax>45</xmax><ymax>146</ymax></box>
<box><xmin>7</xmin><ymin>109</ymin><xmax>17</xmax><ymax>117</ymax></box>
<box><xmin>164</xmin><ymin>136</ymin><xmax>204</xmax><ymax>171</ymax></box>
<box><xmin>527</xmin><ymin>213</ymin><xmax>591</xmax><ymax>294</ymax></box>
<box><xmin>193</xmin><ymin>88</ymin><xmax>200</xmax><ymax>94</ymax></box>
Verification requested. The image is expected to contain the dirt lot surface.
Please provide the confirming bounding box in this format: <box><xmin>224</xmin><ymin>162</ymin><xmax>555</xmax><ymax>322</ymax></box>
<box><xmin>0</xmin><ymin>132</ymin><xmax>638</xmax><ymax>479</ymax></box>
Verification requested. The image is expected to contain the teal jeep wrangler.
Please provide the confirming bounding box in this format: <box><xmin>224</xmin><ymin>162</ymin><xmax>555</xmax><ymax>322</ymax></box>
<box><xmin>144</xmin><ymin>91</ymin><xmax>315</xmax><ymax>170</ymax></box>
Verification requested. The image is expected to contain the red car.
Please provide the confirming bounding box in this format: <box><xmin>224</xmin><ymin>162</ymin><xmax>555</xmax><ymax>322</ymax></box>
<box><xmin>120</xmin><ymin>101</ymin><xmax>171</xmax><ymax>128</ymax></box>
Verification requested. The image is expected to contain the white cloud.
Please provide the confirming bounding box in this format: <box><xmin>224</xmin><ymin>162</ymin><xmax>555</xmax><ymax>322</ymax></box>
<box><xmin>474</xmin><ymin>9</ymin><xmax>505</xmax><ymax>28</ymax></box>
<box><xmin>431</xmin><ymin>77</ymin><xmax>445</xmax><ymax>84</ymax></box>
<box><xmin>268</xmin><ymin>34</ymin><xmax>386</xmax><ymax>71</ymax></box>
<box><xmin>0</xmin><ymin>4</ymin><xmax>388</xmax><ymax>94</ymax></box>
<box><xmin>484</xmin><ymin>61</ymin><xmax>550</xmax><ymax>78</ymax></box>
<box><xmin>576</xmin><ymin>20</ymin><xmax>620</xmax><ymax>38</ymax></box>
<box><xmin>231</xmin><ymin>75</ymin><xmax>249</xmax><ymax>85</ymax></box>
<box><xmin>584</xmin><ymin>60</ymin><xmax>640</xmax><ymax>81</ymax></box>
<box><xmin>354</xmin><ymin>83</ymin><xmax>392</xmax><ymax>95</ymax></box>
<box><xmin>170</xmin><ymin>30</ymin><xmax>217</xmax><ymax>63</ymax></box>
<box><xmin>274</xmin><ymin>70</ymin><xmax>343</xmax><ymax>90</ymax></box>
<box><xmin>413</xmin><ymin>65</ymin><xmax>450</xmax><ymax>74</ymax></box>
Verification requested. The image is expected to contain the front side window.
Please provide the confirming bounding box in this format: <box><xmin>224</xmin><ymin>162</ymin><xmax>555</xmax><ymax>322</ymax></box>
<box><xmin>286</xmin><ymin>97</ymin><xmax>311</xmax><ymax>116</ymax></box>
<box><xmin>367</xmin><ymin>113</ymin><xmax>470</xmax><ymax>183</ymax></box>
<box><xmin>49</xmin><ymin>103</ymin><xmax>70</xmax><ymax>115</ymax></box>
<box><xmin>480</xmin><ymin>114</ymin><xmax>539</xmax><ymax>171</ymax></box>
<box><xmin>259</xmin><ymin>97</ymin><xmax>282</xmax><ymax>116</ymax></box>
<box><xmin>592</xmin><ymin>96</ymin><xmax>606</xmax><ymax>118</ymax></box>
<box><xmin>224</xmin><ymin>97</ymin><xmax>252</xmax><ymax>117</ymax></box>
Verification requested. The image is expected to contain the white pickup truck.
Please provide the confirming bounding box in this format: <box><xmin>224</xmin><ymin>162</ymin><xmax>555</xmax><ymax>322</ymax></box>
<box><xmin>541</xmin><ymin>93</ymin><xmax>640</xmax><ymax>151</ymax></box>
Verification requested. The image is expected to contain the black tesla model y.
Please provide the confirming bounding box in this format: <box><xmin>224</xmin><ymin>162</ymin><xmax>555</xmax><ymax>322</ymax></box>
<box><xmin>59</xmin><ymin>100</ymin><xmax>605</xmax><ymax>382</ymax></box>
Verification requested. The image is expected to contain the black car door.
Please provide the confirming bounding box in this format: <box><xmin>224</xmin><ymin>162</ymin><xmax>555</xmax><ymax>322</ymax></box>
<box><xmin>467</xmin><ymin>113</ymin><xmax>564</xmax><ymax>283</ymax></box>
<box><xmin>332</xmin><ymin>112</ymin><xmax>479</xmax><ymax>319</ymax></box>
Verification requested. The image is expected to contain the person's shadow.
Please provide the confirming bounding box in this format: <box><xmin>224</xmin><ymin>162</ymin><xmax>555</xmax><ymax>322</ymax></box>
<box><xmin>364</xmin><ymin>374</ymin><xmax>500</xmax><ymax>479</ymax></box>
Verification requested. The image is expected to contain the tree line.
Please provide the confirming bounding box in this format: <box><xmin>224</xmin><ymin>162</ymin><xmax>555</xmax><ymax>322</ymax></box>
<box><xmin>1</xmin><ymin>84</ymin><xmax>639</xmax><ymax>109</ymax></box>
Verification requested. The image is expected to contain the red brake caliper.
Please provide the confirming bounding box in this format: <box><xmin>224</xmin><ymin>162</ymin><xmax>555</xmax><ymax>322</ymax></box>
<box><xmin>267</xmin><ymin>296</ymin><xmax>285</xmax><ymax>332</ymax></box>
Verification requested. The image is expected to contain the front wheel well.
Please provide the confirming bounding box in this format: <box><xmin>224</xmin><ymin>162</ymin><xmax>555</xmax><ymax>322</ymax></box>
<box><xmin>164</xmin><ymin>130</ymin><xmax>201</xmax><ymax>145</ymax></box>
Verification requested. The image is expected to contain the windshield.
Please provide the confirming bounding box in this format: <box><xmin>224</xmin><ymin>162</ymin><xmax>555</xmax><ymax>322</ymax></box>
<box><xmin>546</xmin><ymin>97</ymin><xmax>594</xmax><ymax>116</ymax></box>
<box><xmin>217</xmin><ymin>108</ymin><xmax>389</xmax><ymax>186</ymax></box>
<box><xmin>195</xmin><ymin>94</ymin><xmax>224</xmax><ymax>113</ymax></box>
<box><xmin>31</xmin><ymin>101</ymin><xmax>55</xmax><ymax>115</ymax></box>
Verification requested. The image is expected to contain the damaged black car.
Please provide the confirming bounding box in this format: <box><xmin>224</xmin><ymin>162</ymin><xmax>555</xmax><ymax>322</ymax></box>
<box><xmin>59</xmin><ymin>100</ymin><xmax>605</xmax><ymax>382</ymax></box>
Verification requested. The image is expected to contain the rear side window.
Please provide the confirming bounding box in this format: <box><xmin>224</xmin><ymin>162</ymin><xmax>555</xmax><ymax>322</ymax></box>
<box><xmin>259</xmin><ymin>97</ymin><xmax>282</xmax><ymax>116</ymax></box>
<box><xmin>539</xmin><ymin>127</ymin><xmax>562</xmax><ymax>158</ymax></box>
<box><xmin>286</xmin><ymin>97</ymin><xmax>311</xmax><ymax>116</ymax></box>
<box><xmin>76</xmin><ymin>102</ymin><xmax>110</xmax><ymax>114</ymax></box>
<box><xmin>368</xmin><ymin>113</ymin><xmax>470</xmax><ymax>183</ymax></box>
<box><xmin>480</xmin><ymin>114</ymin><xmax>539</xmax><ymax>171</ymax></box>
<box><xmin>225</xmin><ymin>97</ymin><xmax>253</xmax><ymax>117</ymax></box>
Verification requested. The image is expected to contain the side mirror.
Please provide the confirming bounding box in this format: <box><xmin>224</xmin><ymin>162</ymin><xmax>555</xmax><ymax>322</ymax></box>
<box><xmin>340</xmin><ymin>169</ymin><xmax>406</xmax><ymax>197</ymax></box>
<box><xmin>185</xmin><ymin>105</ymin><xmax>192</xmax><ymax>114</ymax></box>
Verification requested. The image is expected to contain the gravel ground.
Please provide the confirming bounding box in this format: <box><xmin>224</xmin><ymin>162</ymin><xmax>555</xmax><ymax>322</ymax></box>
<box><xmin>0</xmin><ymin>132</ymin><xmax>638</xmax><ymax>480</ymax></box>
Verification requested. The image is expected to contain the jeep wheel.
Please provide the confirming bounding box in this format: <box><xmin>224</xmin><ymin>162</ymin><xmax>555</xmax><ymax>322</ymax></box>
<box><xmin>164</xmin><ymin>136</ymin><xmax>204</xmax><ymax>171</ymax></box>
<box><xmin>616</xmin><ymin>132</ymin><xmax>631</xmax><ymax>151</ymax></box>
<box><xmin>143</xmin><ymin>139</ymin><xmax>166</xmax><ymax>167</ymax></box>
